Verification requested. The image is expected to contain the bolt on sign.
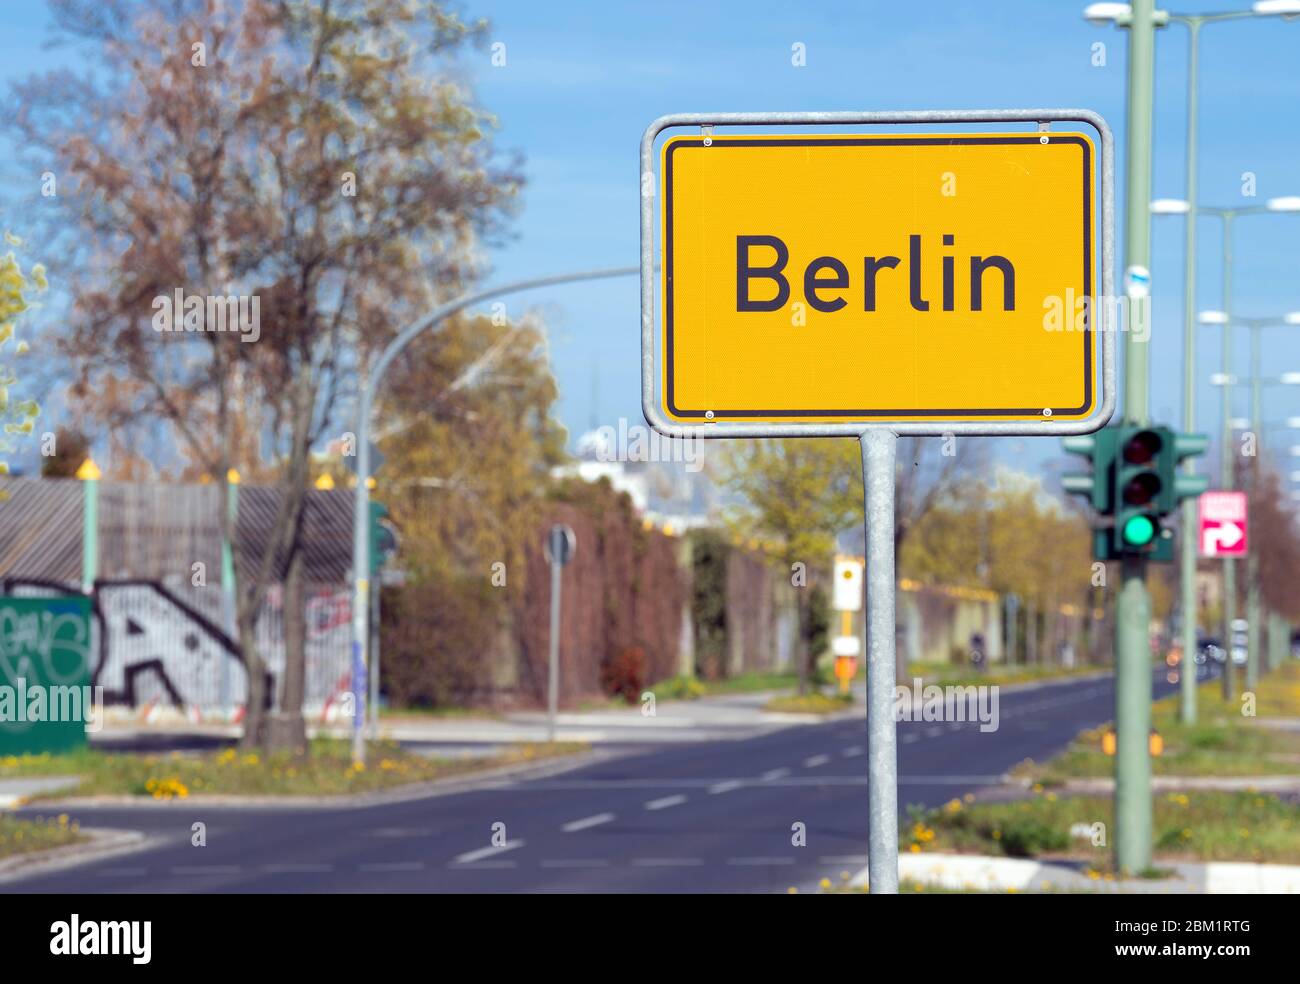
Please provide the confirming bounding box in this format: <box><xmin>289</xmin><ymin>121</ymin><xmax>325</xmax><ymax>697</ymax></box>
<box><xmin>649</xmin><ymin>118</ymin><xmax>1109</xmax><ymax>429</ymax></box>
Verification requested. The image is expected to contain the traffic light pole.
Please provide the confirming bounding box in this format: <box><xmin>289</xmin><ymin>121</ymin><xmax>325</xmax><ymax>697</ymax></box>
<box><xmin>1116</xmin><ymin>0</ymin><xmax>1156</xmax><ymax>875</ymax></box>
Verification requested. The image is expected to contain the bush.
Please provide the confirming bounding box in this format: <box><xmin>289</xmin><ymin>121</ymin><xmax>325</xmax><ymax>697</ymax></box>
<box><xmin>381</xmin><ymin>577</ymin><xmax>500</xmax><ymax>709</ymax></box>
<box><xmin>601</xmin><ymin>645</ymin><xmax>647</xmax><ymax>704</ymax></box>
<box><xmin>991</xmin><ymin>816</ymin><xmax>1070</xmax><ymax>858</ymax></box>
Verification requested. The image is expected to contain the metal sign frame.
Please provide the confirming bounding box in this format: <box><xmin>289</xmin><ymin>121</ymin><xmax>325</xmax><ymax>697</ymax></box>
<box><xmin>639</xmin><ymin>109</ymin><xmax>1116</xmax><ymax>439</ymax></box>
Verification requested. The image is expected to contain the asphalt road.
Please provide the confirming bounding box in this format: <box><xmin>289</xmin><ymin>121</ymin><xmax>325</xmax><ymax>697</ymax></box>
<box><xmin>5</xmin><ymin>668</ymin><xmax>1188</xmax><ymax>894</ymax></box>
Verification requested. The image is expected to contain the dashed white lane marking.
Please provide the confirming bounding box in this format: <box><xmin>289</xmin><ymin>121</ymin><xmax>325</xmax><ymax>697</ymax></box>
<box><xmin>449</xmin><ymin>860</ymin><xmax>518</xmax><ymax>869</ymax></box>
<box><xmin>709</xmin><ymin>780</ymin><xmax>744</xmax><ymax>794</ymax></box>
<box><xmin>359</xmin><ymin>861</ymin><xmax>424</xmax><ymax>872</ymax></box>
<box><xmin>948</xmin><ymin>723</ymin><xmax>962</xmax><ymax>732</ymax></box>
<box><xmin>803</xmin><ymin>754</ymin><xmax>831</xmax><ymax>768</ymax></box>
<box><xmin>926</xmin><ymin>727</ymin><xmax>944</xmax><ymax>738</ymax></box>
<box><xmin>260</xmin><ymin>863</ymin><xmax>333</xmax><ymax>874</ymax></box>
<box><xmin>820</xmin><ymin>854</ymin><xmax>869</xmax><ymax>864</ymax></box>
<box><xmin>631</xmin><ymin>857</ymin><xmax>705</xmax><ymax>867</ymax></box>
<box><xmin>727</xmin><ymin>857</ymin><xmax>796</xmax><ymax>866</ymax></box>
<box><xmin>761</xmin><ymin>767</ymin><xmax>791</xmax><ymax>781</ymax></box>
<box><xmin>645</xmin><ymin>794</ymin><xmax>687</xmax><ymax>811</ymax></box>
<box><xmin>453</xmin><ymin>841</ymin><xmax>525</xmax><ymax>865</ymax></box>
<box><xmin>900</xmin><ymin>733</ymin><xmax>920</xmax><ymax>744</ymax></box>
<box><xmin>842</xmin><ymin>745</ymin><xmax>864</xmax><ymax>757</ymax></box>
<box><xmin>98</xmin><ymin>868</ymin><xmax>147</xmax><ymax>877</ymax></box>
<box><xmin>171</xmin><ymin>865</ymin><xmax>240</xmax><ymax>875</ymax></box>
<box><xmin>368</xmin><ymin>827</ymin><xmax>432</xmax><ymax>838</ymax></box>
<box><xmin>540</xmin><ymin>858</ymin><xmax>611</xmax><ymax>869</ymax></box>
<box><xmin>562</xmin><ymin>812</ymin><xmax>616</xmax><ymax>832</ymax></box>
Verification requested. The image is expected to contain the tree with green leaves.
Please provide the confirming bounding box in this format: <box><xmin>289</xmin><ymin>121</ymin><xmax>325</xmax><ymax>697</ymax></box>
<box><xmin>715</xmin><ymin>438</ymin><xmax>861</xmax><ymax>693</ymax></box>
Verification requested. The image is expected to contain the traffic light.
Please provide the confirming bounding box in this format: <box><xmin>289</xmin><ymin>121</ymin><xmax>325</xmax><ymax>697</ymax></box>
<box><xmin>1159</xmin><ymin>431</ymin><xmax>1210</xmax><ymax>513</ymax></box>
<box><xmin>1063</xmin><ymin>425</ymin><xmax>1208</xmax><ymax>562</ymax></box>
<box><xmin>1062</xmin><ymin>429</ymin><xmax>1119</xmax><ymax>561</ymax></box>
<box><xmin>1113</xmin><ymin>426</ymin><xmax>1165</xmax><ymax>557</ymax></box>
<box><xmin>369</xmin><ymin>500</ymin><xmax>398</xmax><ymax>575</ymax></box>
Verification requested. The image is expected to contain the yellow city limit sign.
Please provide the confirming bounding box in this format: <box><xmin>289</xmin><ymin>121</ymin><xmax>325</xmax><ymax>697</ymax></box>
<box><xmin>660</xmin><ymin>133</ymin><xmax>1096</xmax><ymax>424</ymax></box>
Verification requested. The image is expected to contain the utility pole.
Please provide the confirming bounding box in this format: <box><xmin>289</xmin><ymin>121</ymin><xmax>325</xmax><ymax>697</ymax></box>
<box><xmin>1116</xmin><ymin>0</ymin><xmax>1157</xmax><ymax>876</ymax></box>
<box><xmin>1218</xmin><ymin>213</ymin><xmax>1237</xmax><ymax>703</ymax></box>
<box><xmin>1176</xmin><ymin>17</ymin><xmax>1202</xmax><ymax>726</ymax></box>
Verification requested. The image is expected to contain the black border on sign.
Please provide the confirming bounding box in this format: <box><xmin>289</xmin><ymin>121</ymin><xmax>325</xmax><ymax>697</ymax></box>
<box><xmin>663</xmin><ymin>135</ymin><xmax>1093</xmax><ymax>419</ymax></box>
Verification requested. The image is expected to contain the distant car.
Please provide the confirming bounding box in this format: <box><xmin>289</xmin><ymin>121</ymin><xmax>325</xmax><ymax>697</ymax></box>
<box><xmin>1198</xmin><ymin>637</ymin><xmax>1224</xmax><ymax>665</ymax></box>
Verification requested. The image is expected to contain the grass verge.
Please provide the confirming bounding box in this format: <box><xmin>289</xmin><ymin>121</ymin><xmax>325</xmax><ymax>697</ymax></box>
<box><xmin>908</xmin><ymin>787</ymin><xmax>1300</xmax><ymax>867</ymax></box>
<box><xmin>0</xmin><ymin>814</ymin><xmax>85</xmax><ymax>860</ymax></box>
<box><xmin>907</xmin><ymin>660</ymin><xmax>1105</xmax><ymax>691</ymax></box>
<box><xmin>764</xmin><ymin>691</ymin><xmax>854</xmax><ymax>715</ymax></box>
<box><xmin>1015</xmin><ymin>662</ymin><xmax>1300</xmax><ymax>783</ymax></box>
<box><xmin>0</xmin><ymin>739</ymin><xmax>588</xmax><ymax>800</ymax></box>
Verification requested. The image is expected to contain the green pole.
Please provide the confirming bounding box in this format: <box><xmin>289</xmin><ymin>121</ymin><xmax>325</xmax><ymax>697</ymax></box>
<box><xmin>77</xmin><ymin>458</ymin><xmax>101</xmax><ymax>595</ymax></box>
<box><xmin>1116</xmin><ymin>0</ymin><xmax>1156</xmax><ymax>876</ymax></box>
<box><xmin>1219</xmin><ymin>214</ymin><xmax>1236</xmax><ymax>703</ymax></box>
<box><xmin>1178</xmin><ymin>18</ymin><xmax>1202</xmax><ymax>726</ymax></box>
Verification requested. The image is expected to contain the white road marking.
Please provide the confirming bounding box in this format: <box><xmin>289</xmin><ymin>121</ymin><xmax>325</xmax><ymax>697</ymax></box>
<box><xmin>820</xmin><ymin>854</ymin><xmax>869</xmax><ymax>864</ymax></box>
<box><xmin>631</xmin><ymin>857</ymin><xmax>705</xmax><ymax>867</ymax></box>
<box><xmin>709</xmin><ymin>780</ymin><xmax>744</xmax><ymax>794</ymax></box>
<box><xmin>727</xmin><ymin>857</ymin><xmax>796</xmax><ymax>866</ymax></box>
<box><xmin>900</xmin><ymin>733</ymin><xmax>920</xmax><ymax>744</ymax></box>
<box><xmin>98</xmin><ymin>868</ymin><xmax>147</xmax><ymax>877</ymax></box>
<box><xmin>926</xmin><ymin>726</ymin><xmax>944</xmax><ymax>738</ymax></box>
<box><xmin>171</xmin><ymin>865</ymin><xmax>240</xmax><ymax>875</ymax></box>
<box><xmin>761</xmin><ymin>767</ymin><xmax>791</xmax><ymax>781</ymax></box>
<box><xmin>368</xmin><ymin>827</ymin><xmax>432</xmax><ymax>838</ymax></box>
<box><xmin>540</xmin><ymin>859</ymin><xmax>611</xmax><ymax>869</ymax></box>
<box><xmin>562</xmin><ymin>812</ymin><xmax>616</xmax><ymax>832</ymax></box>
<box><xmin>359</xmin><ymin>861</ymin><xmax>425</xmax><ymax>872</ymax></box>
<box><xmin>803</xmin><ymin>754</ymin><xmax>831</xmax><ymax>768</ymax></box>
<box><xmin>260</xmin><ymin>863</ymin><xmax>333</xmax><ymax>874</ymax></box>
<box><xmin>842</xmin><ymin>745</ymin><xmax>864</xmax><ymax>757</ymax></box>
<box><xmin>453</xmin><ymin>840</ymin><xmax>525</xmax><ymax>864</ymax></box>
<box><xmin>645</xmin><ymin>794</ymin><xmax>687</xmax><ymax>811</ymax></box>
<box><xmin>449</xmin><ymin>859</ymin><xmax>517</xmax><ymax>869</ymax></box>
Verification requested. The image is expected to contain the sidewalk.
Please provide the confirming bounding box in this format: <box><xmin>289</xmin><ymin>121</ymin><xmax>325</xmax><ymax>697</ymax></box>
<box><xmin>93</xmin><ymin>687</ymin><xmax>855</xmax><ymax>751</ymax></box>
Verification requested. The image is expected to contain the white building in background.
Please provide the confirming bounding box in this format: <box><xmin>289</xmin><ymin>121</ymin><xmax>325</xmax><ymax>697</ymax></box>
<box><xmin>554</xmin><ymin>424</ymin><xmax>719</xmax><ymax>532</ymax></box>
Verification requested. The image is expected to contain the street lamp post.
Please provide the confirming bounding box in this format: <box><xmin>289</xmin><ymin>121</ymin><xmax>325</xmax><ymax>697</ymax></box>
<box><xmin>348</xmin><ymin>266</ymin><xmax>640</xmax><ymax>766</ymax></box>
<box><xmin>1206</xmin><ymin>312</ymin><xmax>1300</xmax><ymax>691</ymax></box>
<box><xmin>1084</xmin><ymin>0</ymin><xmax>1300</xmax><ymax>874</ymax></box>
<box><xmin>1100</xmin><ymin>0</ymin><xmax>1300</xmax><ymax>726</ymax></box>
<box><xmin>1191</xmin><ymin>198</ymin><xmax>1300</xmax><ymax>703</ymax></box>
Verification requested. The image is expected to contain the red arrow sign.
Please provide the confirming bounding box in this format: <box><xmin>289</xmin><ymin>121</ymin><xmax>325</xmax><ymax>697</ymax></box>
<box><xmin>1198</xmin><ymin>491</ymin><xmax>1248</xmax><ymax>557</ymax></box>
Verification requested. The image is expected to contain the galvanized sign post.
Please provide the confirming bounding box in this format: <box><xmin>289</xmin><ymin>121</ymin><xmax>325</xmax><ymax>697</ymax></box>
<box><xmin>544</xmin><ymin>524</ymin><xmax>576</xmax><ymax>743</ymax></box>
<box><xmin>641</xmin><ymin>109</ymin><xmax>1115</xmax><ymax>893</ymax></box>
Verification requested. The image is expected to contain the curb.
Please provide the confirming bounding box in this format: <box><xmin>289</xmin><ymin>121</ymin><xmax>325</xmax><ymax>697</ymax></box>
<box><xmin>0</xmin><ymin>827</ymin><xmax>153</xmax><ymax>884</ymax></box>
<box><xmin>20</xmin><ymin>747</ymin><xmax>610</xmax><ymax>812</ymax></box>
<box><xmin>851</xmin><ymin>852</ymin><xmax>1300</xmax><ymax>894</ymax></box>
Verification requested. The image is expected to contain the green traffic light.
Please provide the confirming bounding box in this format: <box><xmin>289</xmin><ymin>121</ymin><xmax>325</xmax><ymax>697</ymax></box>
<box><xmin>1122</xmin><ymin>514</ymin><xmax>1156</xmax><ymax>547</ymax></box>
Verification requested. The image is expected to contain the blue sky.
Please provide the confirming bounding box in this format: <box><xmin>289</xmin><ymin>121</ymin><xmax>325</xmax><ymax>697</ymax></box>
<box><xmin>3</xmin><ymin>0</ymin><xmax>1299</xmax><ymax>479</ymax></box>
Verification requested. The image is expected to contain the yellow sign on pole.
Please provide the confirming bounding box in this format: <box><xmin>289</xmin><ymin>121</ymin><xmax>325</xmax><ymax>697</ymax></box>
<box><xmin>661</xmin><ymin>133</ymin><xmax>1096</xmax><ymax>424</ymax></box>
